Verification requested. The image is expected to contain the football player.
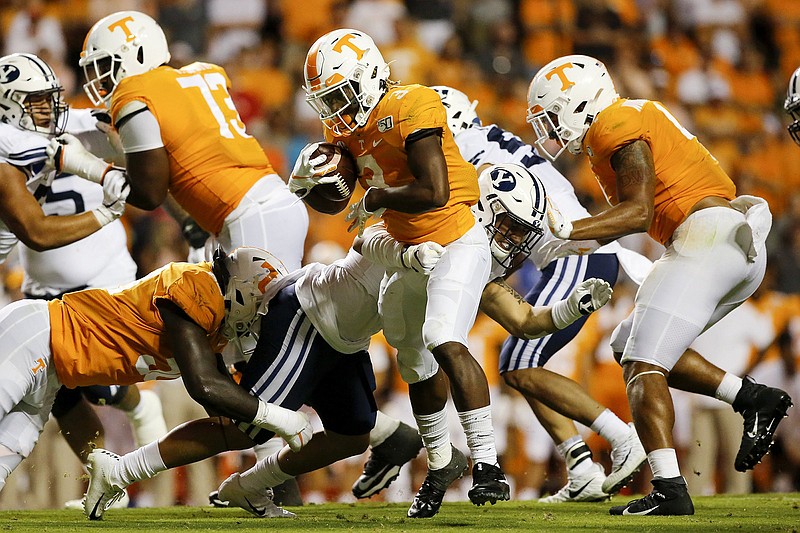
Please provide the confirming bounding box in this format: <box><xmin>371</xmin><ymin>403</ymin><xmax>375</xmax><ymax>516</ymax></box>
<box><xmin>350</xmin><ymin>85</ymin><xmax>647</xmax><ymax>504</ymax></box>
<box><xmin>79</xmin><ymin>165</ymin><xmax>613</xmax><ymax>520</ymax></box>
<box><xmin>0</xmin><ymin>246</ymin><xmax>311</xmax><ymax>509</ymax></box>
<box><xmin>785</xmin><ymin>66</ymin><xmax>800</xmax><ymax>145</ymax></box>
<box><xmin>293</xmin><ymin>28</ymin><xmax>508</xmax><ymax>517</ymax></box>
<box><xmin>527</xmin><ymin>54</ymin><xmax>793</xmax><ymax>515</ymax></box>
<box><xmin>48</xmin><ymin>11</ymin><xmax>308</xmax><ymax>270</ymax></box>
<box><xmin>0</xmin><ymin>52</ymin><xmax>160</xmax><ymax>508</ymax></box>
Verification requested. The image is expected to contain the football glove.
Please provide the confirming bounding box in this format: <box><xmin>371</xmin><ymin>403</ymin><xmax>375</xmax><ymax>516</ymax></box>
<box><xmin>546</xmin><ymin>196</ymin><xmax>573</xmax><ymax>239</ymax></box>
<box><xmin>288</xmin><ymin>142</ymin><xmax>340</xmax><ymax>197</ymax></box>
<box><xmin>537</xmin><ymin>238</ymin><xmax>601</xmax><ymax>267</ymax></box>
<box><xmin>91</xmin><ymin>169</ymin><xmax>129</xmax><ymax>226</ymax></box>
<box><xmin>346</xmin><ymin>187</ymin><xmax>385</xmax><ymax>237</ymax></box>
<box><xmin>402</xmin><ymin>242</ymin><xmax>446</xmax><ymax>275</ymax></box>
<box><xmin>181</xmin><ymin>217</ymin><xmax>211</xmax><ymax>249</ymax></box>
<box><xmin>46</xmin><ymin>133</ymin><xmax>111</xmax><ymax>184</ymax></box>
<box><xmin>252</xmin><ymin>400</ymin><xmax>313</xmax><ymax>452</ymax></box>
<box><xmin>549</xmin><ymin>278</ymin><xmax>613</xmax><ymax>330</ymax></box>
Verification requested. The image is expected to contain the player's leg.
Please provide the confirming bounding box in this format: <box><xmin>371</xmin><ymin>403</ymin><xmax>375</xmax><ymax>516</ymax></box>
<box><xmin>0</xmin><ymin>300</ymin><xmax>61</xmax><ymax>492</ymax></box>
<box><xmin>52</xmin><ymin>387</ymin><xmax>104</xmax><ymax>462</ymax></box>
<box><xmin>423</xmin><ymin>223</ymin><xmax>509</xmax><ymax>507</ymax></box>
<box><xmin>611</xmin><ymin>207</ymin><xmax>773</xmax><ymax>516</ymax></box>
<box><xmin>80</xmin><ymin>385</ymin><xmax>169</xmax><ymax>447</ymax></box>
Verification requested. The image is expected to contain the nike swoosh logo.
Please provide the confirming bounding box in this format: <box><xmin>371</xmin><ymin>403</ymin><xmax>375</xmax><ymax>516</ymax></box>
<box><xmin>244</xmin><ymin>496</ymin><xmax>267</xmax><ymax>517</ymax></box>
<box><xmin>90</xmin><ymin>498</ymin><xmax>103</xmax><ymax>520</ymax></box>
<box><xmin>623</xmin><ymin>504</ymin><xmax>659</xmax><ymax>515</ymax></box>
<box><xmin>372</xmin><ymin>139</ymin><xmax>382</xmax><ymax>147</ymax></box>
<box><xmin>568</xmin><ymin>479</ymin><xmax>595</xmax><ymax>499</ymax></box>
<box><xmin>747</xmin><ymin>413</ymin><xmax>759</xmax><ymax>439</ymax></box>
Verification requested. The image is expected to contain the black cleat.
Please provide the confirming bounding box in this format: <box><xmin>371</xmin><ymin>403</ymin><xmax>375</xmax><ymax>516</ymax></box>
<box><xmin>732</xmin><ymin>376</ymin><xmax>793</xmax><ymax>472</ymax></box>
<box><xmin>407</xmin><ymin>446</ymin><xmax>468</xmax><ymax>518</ymax></box>
<box><xmin>609</xmin><ymin>476</ymin><xmax>694</xmax><ymax>516</ymax></box>
<box><xmin>353</xmin><ymin>422</ymin><xmax>423</xmax><ymax>499</ymax></box>
<box><xmin>467</xmin><ymin>462</ymin><xmax>511</xmax><ymax>506</ymax></box>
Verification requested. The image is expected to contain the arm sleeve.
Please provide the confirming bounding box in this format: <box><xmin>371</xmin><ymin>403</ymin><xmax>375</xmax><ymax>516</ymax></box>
<box><xmin>118</xmin><ymin>108</ymin><xmax>165</xmax><ymax>153</ymax></box>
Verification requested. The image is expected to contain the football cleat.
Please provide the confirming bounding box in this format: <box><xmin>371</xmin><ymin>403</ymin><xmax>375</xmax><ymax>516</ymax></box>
<box><xmin>352</xmin><ymin>421</ymin><xmax>423</xmax><ymax>499</ymax></box>
<box><xmin>216</xmin><ymin>472</ymin><xmax>296</xmax><ymax>518</ymax></box>
<box><xmin>65</xmin><ymin>491</ymin><xmax>129</xmax><ymax>511</ymax></box>
<box><xmin>609</xmin><ymin>476</ymin><xmax>694</xmax><ymax>516</ymax></box>
<box><xmin>468</xmin><ymin>462</ymin><xmax>511</xmax><ymax>506</ymax></box>
<box><xmin>732</xmin><ymin>376</ymin><xmax>793</xmax><ymax>472</ymax></box>
<box><xmin>539</xmin><ymin>461</ymin><xmax>608</xmax><ymax>503</ymax></box>
<box><xmin>602</xmin><ymin>423</ymin><xmax>647</xmax><ymax>494</ymax></box>
<box><xmin>84</xmin><ymin>449</ymin><xmax>127</xmax><ymax>520</ymax></box>
<box><xmin>407</xmin><ymin>446</ymin><xmax>469</xmax><ymax>518</ymax></box>
<box><xmin>128</xmin><ymin>389</ymin><xmax>168</xmax><ymax>447</ymax></box>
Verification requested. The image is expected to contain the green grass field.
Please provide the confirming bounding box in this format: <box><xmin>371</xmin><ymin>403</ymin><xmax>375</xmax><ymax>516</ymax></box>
<box><xmin>1</xmin><ymin>494</ymin><xmax>799</xmax><ymax>533</ymax></box>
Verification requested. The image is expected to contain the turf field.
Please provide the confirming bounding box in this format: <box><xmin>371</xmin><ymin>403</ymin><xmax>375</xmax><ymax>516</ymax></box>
<box><xmin>1</xmin><ymin>494</ymin><xmax>799</xmax><ymax>532</ymax></box>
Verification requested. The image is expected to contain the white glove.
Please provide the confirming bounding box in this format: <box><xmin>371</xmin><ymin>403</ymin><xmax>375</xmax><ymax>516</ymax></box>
<box><xmin>346</xmin><ymin>187</ymin><xmax>385</xmax><ymax>237</ymax></box>
<box><xmin>537</xmin><ymin>238</ymin><xmax>601</xmax><ymax>266</ymax></box>
<box><xmin>402</xmin><ymin>242</ymin><xmax>446</xmax><ymax>274</ymax></box>
<box><xmin>252</xmin><ymin>400</ymin><xmax>313</xmax><ymax>453</ymax></box>
<box><xmin>550</xmin><ymin>278</ymin><xmax>613</xmax><ymax>330</ymax></box>
<box><xmin>91</xmin><ymin>169</ymin><xmax>129</xmax><ymax>226</ymax></box>
<box><xmin>547</xmin><ymin>196</ymin><xmax>573</xmax><ymax>239</ymax></box>
<box><xmin>46</xmin><ymin>133</ymin><xmax>111</xmax><ymax>183</ymax></box>
<box><xmin>288</xmin><ymin>142</ymin><xmax>340</xmax><ymax>197</ymax></box>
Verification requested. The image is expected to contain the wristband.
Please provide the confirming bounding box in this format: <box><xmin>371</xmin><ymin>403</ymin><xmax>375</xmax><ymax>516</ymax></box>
<box><xmin>91</xmin><ymin>206</ymin><xmax>118</xmax><ymax>227</ymax></box>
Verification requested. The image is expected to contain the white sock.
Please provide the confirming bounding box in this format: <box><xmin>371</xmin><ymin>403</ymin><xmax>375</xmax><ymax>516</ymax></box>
<box><xmin>253</xmin><ymin>437</ymin><xmax>284</xmax><ymax>462</ymax></box>
<box><xmin>369</xmin><ymin>410</ymin><xmax>401</xmax><ymax>448</ymax></box>
<box><xmin>239</xmin><ymin>452</ymin><xmax>293</xmax><ymax>492</ymax></box>
<box><xmin>556</xmin><ymin>436</ymin><xmax>593</xmax><ymax>476</ymax></box>
<box><xmin>647</xmin><ymin>448</ymin><xmax>681</xmax><ymax>479</ymax></box>
<box><xmin>414</xmin><ymin>408</ymin><xmax>452</xmax><ymax>470</ymax></box>
<box><xmin>458</xmin><ymin>406</ymin><xmax>498</xmax><ymax>466</ymax></box>
<box><xmin>116</xmin><ymin>441</ymin><xmax>167</xmax><ymax>486</ymax></box>
<box><xmin>590</xmin><ymin>408</ymin><xmax>633</xmax><ymax>449</ymax></box>
<box><xmin>715</xmin><ymin>373</ymin><xmax>742</xmax><ymax>404</ymax></box>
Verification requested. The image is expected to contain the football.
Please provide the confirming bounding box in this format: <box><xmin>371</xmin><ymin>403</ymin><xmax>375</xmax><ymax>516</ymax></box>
<box><xmin>297</xmin><ymin>143</ymin><xmax>359</xmax><ymax>215</ymax></box>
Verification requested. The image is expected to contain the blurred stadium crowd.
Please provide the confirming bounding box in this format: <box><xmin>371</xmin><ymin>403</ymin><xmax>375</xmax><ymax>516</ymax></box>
<box><xmin>0</xmin><ymin>0</ymin><xmax>799</xmax><ymax>509</ymax></box>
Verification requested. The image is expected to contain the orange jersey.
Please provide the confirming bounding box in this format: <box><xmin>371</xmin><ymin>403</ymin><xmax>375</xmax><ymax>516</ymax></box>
<box><xmin>48</xmin><ymin>262</ymin><xmax>227</xmax><ymax>388</ymax></box>
<box><xmin>583</xmin><ymin>99</ymin><xmax>736</xmax><ymax>245</ymax></box>
<box><xmin>326</xmin><ymin>85</ymin><xmax>479</xmax><ymax>245</ymax></box>
<box><xmin>110</xmin><ymin>63</ymin><xmax>275</xmax><ymax>234</ymax></box>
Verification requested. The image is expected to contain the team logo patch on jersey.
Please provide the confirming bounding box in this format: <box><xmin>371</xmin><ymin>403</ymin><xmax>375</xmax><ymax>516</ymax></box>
<box><xmin>0</xmin><ymin>64</ymin><xmax>20</xmax><ymax>84</ymax></box>
<box><xmin>377</xmin><ymin>116</ymin><xmax>394</xmax><ymax>132</ymax></box>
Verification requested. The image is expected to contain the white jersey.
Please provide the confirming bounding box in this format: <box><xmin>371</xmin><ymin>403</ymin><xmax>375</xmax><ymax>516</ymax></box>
<box><xmin>294</xmin><ymin>249</ymin><xmax>385</xmax><ymax>354</ymax></box>
<box><xmin>0</xmin><ymin>108</ymin><xmax>136</xmax><ymax>294</ymax></box>
<box><xmin>456</xmin><ymin>124</ymin><xmax>651</xmax><ymax>282</ymax></box>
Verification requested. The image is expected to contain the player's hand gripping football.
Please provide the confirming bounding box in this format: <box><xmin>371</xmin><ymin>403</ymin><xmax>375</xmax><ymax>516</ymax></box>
<box><xmin>346</xmin><ymin>187</ymin><xmax>385</xmax><ymax>237</ymax></box>
<box><xmin>288</xmin><ymin>142</ymin><xmax>342</xmax><ymax>197</ymax></box>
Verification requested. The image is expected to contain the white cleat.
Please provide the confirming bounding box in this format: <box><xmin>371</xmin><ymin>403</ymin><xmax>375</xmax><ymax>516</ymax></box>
<box><xmin>602</xmin><ymin>422</ymin><xmax>647</xmax><ymax>494</ymax></box>
<box><xmin>128</xmin><ymin>389</ymin><xmax>168</xmax><ymax>447</ymax></box>
<box><xmin>538</xmin><ymin>462</ymin><xmax>608</xmax><ymax>503</ymax></box>
<box><xmin>216</xmin><ymin>472</ymin><xmax>296</xmax><ymax>518</ymax></box>
<box><xmin>84</xmin><ymin>449</ymin><xmax>128</xmax><ymax>520</ymax></box>
<box><xmin>65</xmin><ymin>491</ymin><xmax>129</xmax><ymax>511</ymax></box>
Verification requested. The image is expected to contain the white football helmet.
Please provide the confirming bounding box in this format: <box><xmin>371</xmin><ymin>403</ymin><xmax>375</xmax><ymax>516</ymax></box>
<box><xmin>785</xmin><ymin>66</ymin><xmax>800</xmax><ymax>146</ymax></box>
<box><xmin>526</xmin><ymin>55</ymin><xmax>618</xmax><ymax>161</ymax></box>
<box><xmin>431</xmin><ymin>85</ymin><xmax>480</xmax><ymax>134</ymax></box>
<box><xmin>79</xmin><ymin>10</ymin><xmax>171</xmax><ymax>107</ymax></box>
<box><xmin>0</xmin><ymin>53</ymin><xmax>67</xmax><ymax>136</ymax></box>
<box><xmin>213</xmin><ymin>246</ymin><xmax>288</xmax><ymax>356</ymax></box>
<box><xmin>475</xmin><ymin>163</ymin><xmax>547</xmax><ymax>268</ymax></box>
<box><xmin>303</xmin><ymin>29</ymin><xmax>390</xmax><ymax>135</ymax></box>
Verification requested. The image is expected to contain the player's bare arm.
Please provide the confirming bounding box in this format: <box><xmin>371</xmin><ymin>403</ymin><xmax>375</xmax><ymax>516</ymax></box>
<box><xmin>123</xmin><ymin>146</ymin><xmax>171</xmax><ymax>210</ymax></box>
<box><xmin>365</xmin><ymin>133</ymin><xmax>450</xmax><ymax>214</ymax></box>
<box><xmin>0</xmin><ymin>164</ymin><xmax>104</xmax><ymax>251</ymax></box>
<box><xmin>567</xmin><ymin>140</ymin><xmax>656</xmax><ymax>241</ymax></box>
<box><xmin>157</xmin><ymin>299</ymin><xmax>261</xmax><ymax>422</ymax></box>
<box><xmin>479</xmin><ymin>278</ymin><xmax>556</xmax><ymax>338</ymax></box>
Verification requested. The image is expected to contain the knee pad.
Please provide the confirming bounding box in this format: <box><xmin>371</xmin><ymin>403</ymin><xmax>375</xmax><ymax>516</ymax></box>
<box><xmin>396</xmin><ymin>347</ymin><xmax>439</xmax><ymax>385</ymax></box>
<box><xmin>82</xmin><ymin>385</ymin><xmax>130</xmax><ymax>406</ymax></box>
<box><xmin>610</xmin><ymin>314</ymin><xmax>633</xmax><ymax>354</ymax></box>
<box><xmin>0</xmin><ymin>449</ymin><xmax>23</xmax><ymax>484</ymax></box>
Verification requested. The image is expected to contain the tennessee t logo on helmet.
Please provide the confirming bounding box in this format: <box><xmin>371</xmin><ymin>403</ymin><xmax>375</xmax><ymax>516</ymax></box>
<box><xmin>545</xmin><ymin>62</ymin><xmax>576</xmax><ymax>92</ymax></box>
